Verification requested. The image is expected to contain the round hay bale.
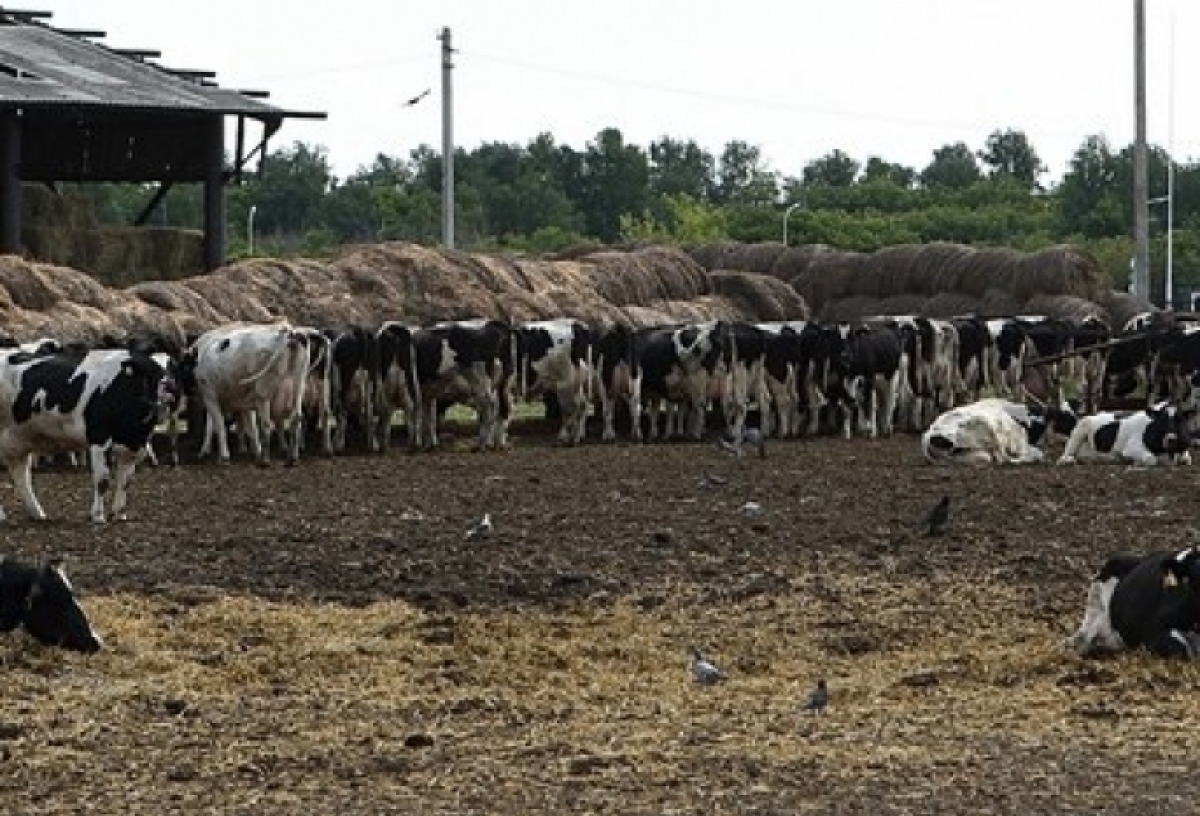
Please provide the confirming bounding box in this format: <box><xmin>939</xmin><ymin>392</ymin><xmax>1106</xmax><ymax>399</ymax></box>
<box><xmin>708</xmin><ymin>270</ymin><xmax>810</xmax><ymax>321</ymax></box>
<box><xmin>791</xmin><ymin>251</ymin><xmax>870</xmax><ymax>315</ymax></box>
<box><xmin>769</xmin><ymin>243</ymin><xmax>839</xmax><ymax>284</ymax></box>
<box><xmin>873</xmin><ymin>294</ymin><xmax>929</xmax><ymax>316</ymax></box>
<box><xmin>1012</xmin><ymin>246</ymin><xmax>1108</xmax><ymax>303</ymax></box>
<box><xmin>1098</xmin><ymin>291</ymin><xmax>1159</xmax><ymax>329</ymax></box>
<box><xmin>0</xmin><ymin>255</ymin><xmax>61</xmax><ymax>310</ymax></box>
<box><xmin>722</xmin><ymin>242</ymin><xmax>789</xmax><ymax>275</ymax></box>
<box><xmin>1021</xmin><ymin>294</ymin><xmax>1106</xmax><ymax>322</ymax></box>
<box><xmin>920</xmin><ymin>292</ymin><xmax>981</xmax><ymax>318</ymax></box>
<box><xmin>977</xmin><ymin>288</ymin><xmax>1023</xmax><ymax>317</ymax></box>
<box><xmin>687</xmin><ymin>240</ymin><xmax>743</xmax><ymax>271</ymax></box>
<box><xmin>820</xmin><ymin>295</ymin><xmax>881</xmax><ymax>323</ymax></box>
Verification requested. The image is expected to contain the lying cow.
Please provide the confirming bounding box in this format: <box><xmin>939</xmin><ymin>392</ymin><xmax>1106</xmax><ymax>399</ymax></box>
<box><xmin>1067</xmin><ymin>547</ymin><xmax>1200</xmax><ymax>659</ymax></box>
<box><xmin>0</xmin><ymin>557</ymin><xmax>102</xmax><ymax>652</ymax></box>
<box><xmin>0</xmin><ymin>347</ymin><xmax>173</xmax><ymax>522</ymax></box>
<box><xmin>921</xmin><ymin>398</ymin><xmax>1068</xmax><ymax>464</ymax></box>
<box><xmin>1057</xmin><ymin>403</ymin><xmax>1194</xmax><ymax>466</ymax></box>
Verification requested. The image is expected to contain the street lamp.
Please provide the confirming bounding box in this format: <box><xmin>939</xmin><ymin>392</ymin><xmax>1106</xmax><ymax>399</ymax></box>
<box><xmin>782</xmin><ymin>201</ymin><xmax>805</xmax><ymax>246</ymax></box>
<box><xmin>247</xmin><ymin>205</ymin><xmax>258</xmax><ymax>256</ymax></box>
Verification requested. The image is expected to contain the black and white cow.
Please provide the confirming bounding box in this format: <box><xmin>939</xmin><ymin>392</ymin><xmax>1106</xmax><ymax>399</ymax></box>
<box><xmin>634</xmin><ymin>321</ymin><xmax>730</xmax><ymax>441</ymax></box>
<box><xmin>757</xmin><ymin>321</ymin><xmax>822</xmax><ymax>438</ymax></box>
<box><xmin>1057</xmin><ymin>403</ymin><xmax>1194</xmax><ymax>466</ymax></box>
<box><xmin>407</xmin><ymin>318</ymin><xmax>518</xmax><ymax>451</ymax></box>
<box><xmin>0</xmin><ymin>347</ymin><xmax>173</xmax><ymax>521</ymax></box>
<box><xmin>818</xmin><ymin>322</ymin><xmax>903</xmax><ymax>439</ymax></box>
<box><xmin>985</xmin><ymin>317</ymin><xmax>1032</xmax><ymax>401</ymax></box>
<box><xmin>373</xmin><ymin>321</ymin><xmax>418</xmax><ymax>451</ymax></box>
<box><xmin>951</xmin><ymin>316</ymin><xmax>993</xmax><ymax>404</ymax></box>
<box><xmin>177</xmin><ymin>322</ymin><xmax>313</xmax><ymax>465</ymax></box>
<box><xmin>921</xmin><ymin>398</ymin><xmax>1077</xmax><ymax>464</ymax></box>
<box><xmin>592</xmin><ymin>323</ymin><xmax>641</xmax><ymax>442</ymax></box>
<box><xmin>1068</xmin><ymin>547</ymin><xmax>1200</xmax><ymax>659</ymax></box>
<box><xmin>519</xmin><ymin>318</ymin><xmax>593</xmax><ymax>445</ymax></box>
<box><xmin>0</xmin><ymin>557</ymin><xmax>102</xmax><ymax>652</ymax></box>
<box><xmin>327</xmin><ymin>325</ymin><xmax>378</xmax><ymax>453</ymax></box>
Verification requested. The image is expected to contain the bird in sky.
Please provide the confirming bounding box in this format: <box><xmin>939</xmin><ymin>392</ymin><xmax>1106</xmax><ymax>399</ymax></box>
<box><xmin>689</xmin><ymin>647</ymin><xmax>726</xmax><ymax>686</ymax></box>
<box><xmin>464</xmin><ymin>513</ymin><xmax>493</xmax><ymax>541</ymax></box>
<box><xmin>924</xmin><ymin>495</ymin><xmax>951</xmax><ymax>537</ymax></box>
<box><xmin>801</xmin><ymin>678</ymin><xmax>828</xmax><ymax>715</ymax></box>
<box><xmin>402</xmin><ymin>88</ymin><xmax>431</xmax><ymax>107</ymax></box>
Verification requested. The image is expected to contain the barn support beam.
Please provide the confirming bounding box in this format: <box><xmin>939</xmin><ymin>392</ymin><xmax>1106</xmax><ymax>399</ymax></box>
<box><xmin>0</xmin><ymin>112</ymin><xmax>21</xmax><ymax>256</ymax></box>
<box><xmin>201</xmin><ymin>115</ymin><xmax>226</xmax><ymax>271</ymax></box>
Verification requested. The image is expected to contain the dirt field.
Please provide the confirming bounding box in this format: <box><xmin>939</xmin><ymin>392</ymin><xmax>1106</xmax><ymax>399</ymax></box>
<box><xmin>3</xmin><ymin>426</ymin><xmax>1200</xmax><ymax>815</ymax></box>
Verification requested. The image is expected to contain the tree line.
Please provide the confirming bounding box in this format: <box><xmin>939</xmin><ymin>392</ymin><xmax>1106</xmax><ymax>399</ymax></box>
<box><xmin>81</xmin><ymin>127</ymin><xmax>1196</xmax><ymax>304</ymax></box>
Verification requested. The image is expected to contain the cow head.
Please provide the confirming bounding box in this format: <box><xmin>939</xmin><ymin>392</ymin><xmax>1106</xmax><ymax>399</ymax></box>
<box><xmin>1026</xmin><ymin>399</ymin><xmax>1081</xmax><ymax>446</ymax></box>
<box><xmin>1147</xmin><ymin>402</ymin><xmax>1195</xmax><ymax>460</ymax></box>
<box><xmin>1164</xmin><ymin>546</ymin><xmax>1200</xmax><ymax>592</ymax></box>
<box><xmin>0</xmin><ymin>559</ymin><xmax>102</xmax><ymax>652</ymax></box>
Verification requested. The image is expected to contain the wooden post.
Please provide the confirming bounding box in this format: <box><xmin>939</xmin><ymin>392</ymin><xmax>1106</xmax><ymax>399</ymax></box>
<box><xmin>201</xmin><ymin>115</ymin><xmax>226</xmax><ymax>271</ymax></box>
<box><xmin>0</xmin><ymin>111</ymin><xmax>21</xmax><ymax>256</ymax></box>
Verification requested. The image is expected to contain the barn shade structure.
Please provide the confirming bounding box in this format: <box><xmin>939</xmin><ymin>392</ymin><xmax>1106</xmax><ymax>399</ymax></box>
<box><xmin>0</xmin><ymin>8</ymin><xmax>324</xmax><ymax>270</ymax></box>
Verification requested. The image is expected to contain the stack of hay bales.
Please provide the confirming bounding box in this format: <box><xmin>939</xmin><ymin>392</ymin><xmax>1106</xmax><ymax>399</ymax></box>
<box><xmin>689</xmin><ymin>240</ymin><xmax>1150</xmax><ymax>323</ymax></box>
<box><xmin>0</xmin><ymin>242</ymin><xmax>809</xmax><ymax>344</ymax></box>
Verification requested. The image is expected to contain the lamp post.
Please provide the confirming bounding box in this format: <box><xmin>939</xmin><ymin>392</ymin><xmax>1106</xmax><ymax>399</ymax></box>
<box><xmin>1149</xmin><ymin>195</ymin><xmax>1173</xmax><ymax>309</ymax></box>
<box><xmin>782</xmin><ymin>201</ymin><xmax>805</xmax><ymax>246</ymax></box>
<box><xmin>247</xmin><ymin>205</ymin><xmax>257</xmax><ymax>256</ymax></box>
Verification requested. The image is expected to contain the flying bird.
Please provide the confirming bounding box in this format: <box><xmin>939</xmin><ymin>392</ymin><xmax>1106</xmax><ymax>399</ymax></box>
<box><xmin>801</xmin><ymin>678</ymin><xmax>828</xmax><ymax>715</ymax></box>
<box><xmin>464</xmin><ymin>513</ymin><xmax>493</xmax><ymax>541</ymax></box>
<box><xmin>924</xmin><ymin>495</ymin><xmax>951</xmax><ymax>537</ymax></box>
<box><xmin>402</xmin><ymin>88</ymin><xmax>432</xmax><ymax>107</ymax></box>
<box><xmin>689</xmin><ymin>647</ymin><xmax>726</xmax><ymax>686</ymax></box>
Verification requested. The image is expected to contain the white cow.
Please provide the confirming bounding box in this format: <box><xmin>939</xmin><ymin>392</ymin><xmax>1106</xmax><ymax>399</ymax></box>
<box><xmin>180</xmin><ymin>322</ymin><xmax>313</xmax><ymax>465</ymax></box>
<box><xmin>519</xmin><ymin>318</ymin><xmax>592</xmax><ymax>445</ymax></box>
<box><xmin>921</xmin><ymin>399</ymin><xmax>1047</xmax><ymax>464</ymax></box>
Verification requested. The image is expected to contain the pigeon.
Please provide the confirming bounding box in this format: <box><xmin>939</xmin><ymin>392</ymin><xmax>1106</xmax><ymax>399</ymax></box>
<box><xmin>464</xmin><ymin>513</ymin><xmax>493</xmax><ymax>541</ymax></box>
<box><xmin>689</xmin><ymin>647</ymin><xmax>726</xmax><ymax>686</ymax></box>
<box><xmin>801</xmin><ymin>678</ymin><xmax>828</xmax><ymax>715</ymax></box>
<box><xmin>698</xmin><ymin>472</ymin><xmax>729</xmax><ymax>489</ymax></box>
<box><xmin>717</xmin><ymin>427</ymin><xmax>767</xmax><ymax>459</ymax></box>
<box><xmin>923</xmin><ymin>495</ymin><xmax>951</xmax><ymax>537</ymax></box>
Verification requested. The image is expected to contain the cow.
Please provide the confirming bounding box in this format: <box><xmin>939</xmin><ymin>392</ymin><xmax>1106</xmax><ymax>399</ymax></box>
<box><xmin>592</xmin><ymin>323</ymin><xmax>641</xmax><ymax>442</ymax></box>
<box><xmin>921</xmin><ymin>398</ymin><xmax>1053</xmax><ymax>465</ymax></box>
<box><xmin>818</xmin><ymin>322</ymin><xmax>903</xmax><ymax>439</ymax></box>
<box><xmin>634</xmin><ymin>321</ymin><xmax>730</xmax><ymax>442</ymax></box>
<box><xmin>373</xmin><ymin>321</ymin><xmax>418</xmax><ymax>451</ymax></box>
<box><xmin>519</xmin><ymin>318</ymin><xmax>592</xmax><ymax>445</ymax></box>
<box><xmin>404</xmin><ymin>318</ymin><xmax>518</xmax><ymax>451</ymax></box>
<box><xmin>985</xmin><ymin>317</ymin><xmax>1032</xmax><ymax>401</ymax></box>
<box><xmin>709</xmin><ymin>322</ymin><xmax>768</xmax><ymax>443</ymax></box>
<box><xmin>327</xmin><ymin>325</ymin><xmax>377</xmax><ymax>452</ymax></box>
<box><xmin>757</xmin><ymin>321</ymin><xmax>822</xmax><ymax>438</ymax></box>
<box><xmin>0</xmin><ymin>557</ymin><xmax>102</xmax><ymax>652</ymax></box>
<box><xmin>292</xmin><ymin>327</ymin><xmax>334</xmax><ymax>458</ymax></box>
<box><xmin>1067</xmin><ymin>547</ymin><xmax>1200</xmax><ymax>659</ymax></box>
<box><xmin>176</xmin><ymin>322</ymin><xmax>312</xmax><ymax>465</ymax></box>
<box><xmin>951</xmin><ymin>316</ymin><xmax>992</xmax><ymax>404</ymax></box>
<box><xmin>0</xmin><ymin>347</ymin><xmax>173</xmax><ymax>521</ymax></box>
<box><xmin>1057</xmin><ymin>403</ymin><xmax>1194</xmax><ymax>466</ymax></box>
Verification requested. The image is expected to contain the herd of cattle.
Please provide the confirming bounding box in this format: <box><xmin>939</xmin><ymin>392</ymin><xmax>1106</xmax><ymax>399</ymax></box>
<box><xmin>4</xmin><ymin>309</ymin><xmax>1200</xmax><ymax>658</ymax></box>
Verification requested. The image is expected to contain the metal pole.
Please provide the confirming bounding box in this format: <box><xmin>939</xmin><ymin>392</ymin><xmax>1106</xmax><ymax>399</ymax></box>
<box><xmin>782</xmin><ymin>202</ymin><xmax>801</xmax><ymax>246</ymax></box>
<box><xmin>439</xmin><ymin>26</ymin><xmax>455</xmax><ymax>250</ymax></box>
<box><xmin>247</xmin><ymin>205</ymin><xmax>257</xmax><ymax>255</ymax></box>
<box><xmin>1166</xmin><ymin>8</ymin><xmax>1176</xmax><ymax>310</ymax></box>
<box><xmin>1132</xmin><ymin>0</ymin><xmax>1150</xmax><ymax>301</ymax></box>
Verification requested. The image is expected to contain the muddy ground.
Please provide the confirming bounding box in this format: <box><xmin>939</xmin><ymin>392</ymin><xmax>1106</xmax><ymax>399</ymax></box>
<box><xmin>3</xmin><ymin>425</ymin><xmax>1200</xmax><ymax>815</ymax></box>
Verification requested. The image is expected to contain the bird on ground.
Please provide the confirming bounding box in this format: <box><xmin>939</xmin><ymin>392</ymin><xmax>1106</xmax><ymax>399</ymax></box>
<box><xmin>689</xmin><ymin>647</ymin><xmax>726</xmax><ymax>685</ymax></box>
<box><xmin>717</xmin><ymin>427</ymin><xmax>766</xmax><ymax>458</ymax></box>
<box><xmin>464</xmin><ymin>513</ymin><xmax>493</xmax><ymax>541</ymax></box>
<box><xmin>924</xmin><ymin>495</ymin><xmax>951</xmax><ymax>537</ymax></box>
<box><xmin>801</xmin><ymin>678</ymin><xmax>828</xmax><ymax>715</ymax></box>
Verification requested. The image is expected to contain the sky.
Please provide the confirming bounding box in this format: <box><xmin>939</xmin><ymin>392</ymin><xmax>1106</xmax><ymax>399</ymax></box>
<box><xmin>44</xmin><ymin>1</ymin><xmax>1200</xmax><ymax>188</ymax></box>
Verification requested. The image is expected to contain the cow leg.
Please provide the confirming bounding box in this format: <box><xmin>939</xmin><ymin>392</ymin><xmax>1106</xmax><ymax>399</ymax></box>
<box><xmin>107</xmin><ymin>446</ymin><xmax>142</xmax><ymax>522</ymax></box>
<box><xmin>89</xmin><ymin>445</ymin><xmax>113</xmax><ymax>521</ymax></box>
<box><xmin>9</xmin><ymin>452</ymin><xmax>46</xmax><ymax>521</ymax></box>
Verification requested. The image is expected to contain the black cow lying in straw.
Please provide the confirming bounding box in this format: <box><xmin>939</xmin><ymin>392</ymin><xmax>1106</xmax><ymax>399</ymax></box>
<box><xmin>0</xmin><ymin>557</ymin><xmax>102</xmax><ymax>652</ymax></box>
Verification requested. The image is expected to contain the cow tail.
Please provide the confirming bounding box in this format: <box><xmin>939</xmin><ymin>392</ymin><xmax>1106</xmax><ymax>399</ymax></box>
<box><xmin>239</xmin><ymin>327</ymin><xmax>293</xmax><ymax>386</ymax></box>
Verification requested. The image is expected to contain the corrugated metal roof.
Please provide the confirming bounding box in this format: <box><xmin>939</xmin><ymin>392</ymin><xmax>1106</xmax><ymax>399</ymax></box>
<box><xmin>0</xmin><ymin>16</ymin><xmax>324</xmax><ymax>120</ymax></box>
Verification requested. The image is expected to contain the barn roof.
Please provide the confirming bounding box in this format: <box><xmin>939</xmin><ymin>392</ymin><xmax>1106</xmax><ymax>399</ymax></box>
<box><xmin>0</xmin><ymin>9</ymin><xmax>323</xmax><ymax>121</ymax></box>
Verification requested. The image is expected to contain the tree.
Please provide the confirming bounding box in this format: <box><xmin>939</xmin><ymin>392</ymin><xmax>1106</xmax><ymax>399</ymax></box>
<box><xmin>1056</xmin><ymin>135</ymin><xmax>1124</xmax><ymax>238</ymax></box>
<box><xmin>648</xmin><ymin>136</ymin><xmax>716</xmax><ymax>201</ymax></box>
<box><xmin>252</xmin><ymin>141</ymin><xmax>335</xmax><ymax>235</ymax></box>
<box><xmin>859</xmin><ymin>157</ymin><xmax>917</xmax><ymax>188</ymax></box>
<box><xmin>978</xmin><ymin>129</ymin><xmax>1046</xmax><ymax>190</ymax></box>
<box><xmin>802</xmin><ymin>150</ymin><xmax>860</xmax><ymax>188</ymax></box>
<box><xmin>576</xmin><ymin>128</ymin><xmax>650</xmax><ymax>242</ymax></box>
<box><xmin>714</xmin><ymin>140</ymin><xmax>779</xmax><ymax>206</ymax></box>
<box><xmin>920</xmin><ymin>142</ymin><xmax>982</xmax><ymax>190</ymax></box>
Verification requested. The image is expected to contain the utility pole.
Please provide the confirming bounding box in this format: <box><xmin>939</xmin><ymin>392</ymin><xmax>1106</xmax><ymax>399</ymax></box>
<box><xmin>1132</xmin><ymin>0</ymin><xmax>1150</xmax><ymax>302</ymax></box>
<box><xmin>439</xmin><ymin>26</ymin><xmax>455</xmax><ymax>250</ymax></box>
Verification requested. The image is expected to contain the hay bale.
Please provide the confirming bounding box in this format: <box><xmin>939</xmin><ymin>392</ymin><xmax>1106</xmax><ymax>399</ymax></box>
<box><xmin>1021</xmin><ymin>294</ymin><xmax>1107</xmax><ymax>322</ymax></box>
<box><xmin>820</xmin><ymin>296</ymin><xmax>881</xmax><ymax>323</ymax></box>
<box><xmin>920</xmin><ymin>292</ymin><xmax>981</xmax><ymax>318</ymax></box>
<box><xmin>1097</xmin><ymin>291</ymin><xmax>1157</xmax><ymax>330</ymax></box>
<box><xmin>1012</xmin><ymin>246</ymin><xmax>1109</xmax><ymax>303</ymax></box>
<box><xmin>791</xmin><ymin>251</ymin><xmax>870</xmax><ymax>315</ymax></box>
<box><xmin>977</xmin><ymin>288</ymin><xmax>1023</xmax><ymax>317</ymax></box>
<box><xmin>708</xmin><ymin>270</ymin><xmax>810</xmax><ymax>321</ymax></box>
<box><xmin>873</xmin><ymin>294</ymin><xmax>929</xmax><ymax>316</ymax></box>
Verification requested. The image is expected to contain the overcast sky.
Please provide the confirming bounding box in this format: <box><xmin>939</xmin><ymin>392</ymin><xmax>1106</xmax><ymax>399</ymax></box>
<box><xmin>46</xmin><ymin>1</ymin><xmax>1200</xmax><ymax>188</ymax></box>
